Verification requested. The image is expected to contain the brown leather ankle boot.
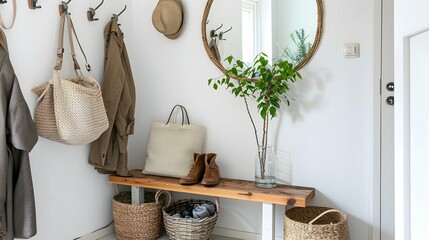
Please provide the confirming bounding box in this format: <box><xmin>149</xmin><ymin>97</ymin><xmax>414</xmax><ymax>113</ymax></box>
<box><xmin>201</xmin><ymin>153</ymin><xmax>219</xmax><ymax>187</ymax></box>
<box><xmin>180</xmin><ymin>153</ymin><xmax>206</xmax><ymax>185</ymax></box>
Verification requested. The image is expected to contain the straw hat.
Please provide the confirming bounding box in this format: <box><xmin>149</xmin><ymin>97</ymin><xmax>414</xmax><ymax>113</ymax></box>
<box><xmin>152</xmin><ymin>0</ymin><xmax>184</xmax><ymax>39</ymax></box>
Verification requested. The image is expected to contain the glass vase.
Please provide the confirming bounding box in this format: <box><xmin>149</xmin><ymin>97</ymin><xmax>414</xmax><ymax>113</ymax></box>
<box><xmin>255</xmin><ymin>145</ymin><xmax>277</xmax><ymax>188</ymax></box>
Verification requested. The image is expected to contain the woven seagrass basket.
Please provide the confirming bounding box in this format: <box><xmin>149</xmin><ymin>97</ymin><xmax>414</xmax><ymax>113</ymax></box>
<box><xmin>112</xmin><ymin>190</ymin><xmax>171</xmax><ymax>240</ymax></box>
<box><xmin>284</xmin><ymin>206</ymin><xmax>350</xmax><ymax>240</ymax></box>
<box><xmin>163</xmin><ymin>198</ymin><xmax>220</xmax><ymax>240</ymax></box>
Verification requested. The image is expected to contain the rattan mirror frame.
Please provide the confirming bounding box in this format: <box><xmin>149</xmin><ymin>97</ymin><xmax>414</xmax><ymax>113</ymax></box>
<box><xmin>201</xmin><ymin>0</ymin><xmax>324</xmax><ymax>78</ymax></box>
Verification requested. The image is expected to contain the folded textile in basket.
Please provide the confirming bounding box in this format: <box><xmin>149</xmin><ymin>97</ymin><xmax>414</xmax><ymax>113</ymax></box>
<box><xmin>193</xmin><ymin>204</ymin><xmax>216</xmax><ymax>218</ymax></box>
<box><xmin>171</xmin><ymin>203</ymin><xmax>215</xmax><ymax>219</ymax></box>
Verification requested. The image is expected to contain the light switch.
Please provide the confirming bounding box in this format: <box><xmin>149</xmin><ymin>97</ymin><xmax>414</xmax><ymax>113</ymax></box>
<box><xmin>343</xmin><ymin>43</ymin><xmax>360</xmax><ymax>58</ymax></box>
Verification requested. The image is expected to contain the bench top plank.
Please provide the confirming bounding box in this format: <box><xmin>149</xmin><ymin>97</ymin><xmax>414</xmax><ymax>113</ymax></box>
<box><xmin>109</xmin><ymin>170</ymin><xmax>315</xmax><ymax>207</ymax></box>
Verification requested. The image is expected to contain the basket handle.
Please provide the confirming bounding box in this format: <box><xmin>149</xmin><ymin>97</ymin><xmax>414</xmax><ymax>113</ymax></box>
<box><xmin>155</xmin><ymin>190</ymin><xmax>172</xmax><ymax>207</ymax></box>
<box><xmin>309</xmin><ymin>209</ymin><xmax>343</xmax><ymax>225</ymax></box>
<box><xmin>214</xmin><ymin>197</ymin><xmax>220</xmax><ymax>213</ymax></box>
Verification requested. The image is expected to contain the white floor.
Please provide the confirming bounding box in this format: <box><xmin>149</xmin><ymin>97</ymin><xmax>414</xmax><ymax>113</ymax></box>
<box><xmin>98</xmin><ymin>233</ymin><xmax>241</xmax><ymax>240</ymax></box>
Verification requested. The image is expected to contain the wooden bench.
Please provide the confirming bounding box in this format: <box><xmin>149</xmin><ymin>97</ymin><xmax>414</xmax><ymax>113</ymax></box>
<box><xmin>109</xmin><ymin>170</ymin><xmax>315</xmax><ymax>240</ymax></box>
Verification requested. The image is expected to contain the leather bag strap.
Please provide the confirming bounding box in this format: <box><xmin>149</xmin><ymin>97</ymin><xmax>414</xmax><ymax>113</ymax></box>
<box><xmin>54</xmin><ymin>12</ymin><xmax>66</xmax><ymax>71</ymax></box>
<box><xmin>0</xmin><ymin>0</ymin><xmax>17</xmax><ymax>30</ymax></box>
<box><xmin>66</xmin><ymin>14</ymin><xmax>91</xmax><ymax>72</ymax></box>
<box><xmin>166</xmin><ymin>104</ymin><xmax>190</xmax><ymax>125</ymax></box>
<box><xmin>65</xmin><ymin>13</ymin><xmax>80</xmax><ymax>71</ymax></box>
<box><xmin>54</xmin><ymin>13</ymin><xmax>91</xmax><ymax>72</ymax></box>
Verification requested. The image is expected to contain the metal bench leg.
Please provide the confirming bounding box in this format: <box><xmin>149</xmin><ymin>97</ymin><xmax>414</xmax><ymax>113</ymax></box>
<box><xmin>131</xmin><ymin>186</ymin><xmax>145</xmax><ymax>204</ymax></box>
<box><xmin>262</xmin><ymin>202</ymin><xmax>275</xmax><ymax>240</ymax></box>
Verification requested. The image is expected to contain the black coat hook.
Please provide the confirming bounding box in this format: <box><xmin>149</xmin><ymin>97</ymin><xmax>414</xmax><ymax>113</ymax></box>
<box><xmin>59</xmin><ymin>0</ymin><xmax>71</xmax><ymax>15</ymax></box>
<box><xmin>223</xmin><ymin>26</ymin><xmax>232</xmax><ymax>34</ymax></box>
<box><xmin>29</xmin><ymin>0</ymin><xmax>41</xmax><ymax>9</ymax></box>
<box><xmin>87</xmin><ymin>0</ymin><xmax>104</xmax><ymax>21</ymax></box>
<box><xmin>219</xmin><ymin>26</ymin><xmax>232</xmax><ymax>40</ymax></box>
<box><xmin>113</xmin><ymin>5</ymin><xmax>127</xmax><ymax>22</ymax></box>
<box><xmin>214</xmin><ymin>24</ymin><xmax>223</xmax><ymax>32</ymax></box>
<box><xmin>210</xmin><ymin>24</ymin><xmax>223</xmax><ymax>38</ymax></box>
<box><xmin>0</xmin><ymin>0</ymin><xmax>7</xmax><ymax>4</ymax></box>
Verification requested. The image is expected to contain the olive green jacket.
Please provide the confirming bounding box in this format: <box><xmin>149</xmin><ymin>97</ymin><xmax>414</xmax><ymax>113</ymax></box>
<box><xmin>89</xmin><ymin>18</ymin><xmax>136</xmax><ymax>176</ymax></box>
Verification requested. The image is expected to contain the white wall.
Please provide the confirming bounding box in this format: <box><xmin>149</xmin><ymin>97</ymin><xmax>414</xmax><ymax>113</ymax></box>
<box><xmin>132</xmin><ymin>0</ymin><xmax>374</xmax><ymax>239</ymax></box>
<box><xmin>3</xmin><ymin>1</ymin><xmax>133</xmax><ymax>239</ymax></box>
<box><xmin>2</xmin><ymin>0</ymin><xmax>375</xmax><ymax>239</ymax></box>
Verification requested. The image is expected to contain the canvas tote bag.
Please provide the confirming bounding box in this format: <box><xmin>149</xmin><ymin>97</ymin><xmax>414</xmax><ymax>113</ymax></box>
<box><xmin>32</xmin><ymin>13</ymin><xmax>108</xmax><ymax>145</ymax></box>
<box><xmin>143</xmin><ymin>105</ymin><xmax>206</xmax><ymax>178</ymax></box>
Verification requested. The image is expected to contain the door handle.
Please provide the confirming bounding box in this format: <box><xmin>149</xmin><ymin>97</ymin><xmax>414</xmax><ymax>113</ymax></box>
<box><xmin>386</xmin><ymin>96</ymin><xmax>394</xmax><ymax>105</ymax></box>
<box><xmin>386</xmin><ymin>82</ymin><xmax>394</xmax><ymax>91</ymax></box>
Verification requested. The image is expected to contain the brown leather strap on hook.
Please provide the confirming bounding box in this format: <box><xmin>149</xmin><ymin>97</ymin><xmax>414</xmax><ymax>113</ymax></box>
<box><xmin>67</xmin><ymin>14</ymin><xmax>91</xmax><ymax>72</ymax></box>
<box><xmin>54</xmin><ymin>13</ymin><xmax>91</xmax><ymax>72</ymax></box>
<box><xmin>54</xmin><ymin>13</ymin><xmax>66</xmax><ymax>71</ymax></box>
<box><xmin>0</xmin><ymin>0</ymin><xmax>17</xmax><ymax>30</ymax></box>
<box><xmin>65</xmin><ymin>14</ymin><xmax>80</xmax><ymax>71</ymax></box>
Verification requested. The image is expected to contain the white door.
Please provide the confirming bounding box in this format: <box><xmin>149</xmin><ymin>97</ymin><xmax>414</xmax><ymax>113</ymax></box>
<box><xmin>394</xmin><ymin>0</ymin><xmax>429</xmax><ymax>239</ymax></box>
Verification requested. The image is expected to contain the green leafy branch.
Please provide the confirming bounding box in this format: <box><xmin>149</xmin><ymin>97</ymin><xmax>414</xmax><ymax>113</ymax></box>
<box><xmin>208</xmin><ymin>53</ymin><xmax>301</xmax><ymax>178</ymax></box>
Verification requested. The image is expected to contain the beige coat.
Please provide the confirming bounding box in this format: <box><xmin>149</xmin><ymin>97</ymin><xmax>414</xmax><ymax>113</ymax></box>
<box><xmin>0</xmin><ymin>30</ymin><xmax>38</xmax><ymax>240</ymax></box>
<box><xmin>89</xmin><ymin>18</ymin><xmax>136</xmax><ymax>176</ymax></box>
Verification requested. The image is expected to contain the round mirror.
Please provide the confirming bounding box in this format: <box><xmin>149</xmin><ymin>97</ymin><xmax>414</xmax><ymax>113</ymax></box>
<box><xmin>202</xmin><ymin>0</ymin><xmax>323</xmax><ymax>77</ymax></box>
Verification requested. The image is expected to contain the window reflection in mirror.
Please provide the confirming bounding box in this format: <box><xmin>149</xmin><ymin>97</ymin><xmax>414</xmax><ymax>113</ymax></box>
<box><xmin>242</xmin><ymin>0</ymin><xmax>258</xmax><ymax>63</ymax></box>
<box><xmin>273</xmin><ymin>0</ymin><xmax>317</xmax><ymax>66</ymax></box>
<box><xmin>240</xmin><ymin>0</ymin><xmax>317</xmax><ymax>65</ymax></box>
